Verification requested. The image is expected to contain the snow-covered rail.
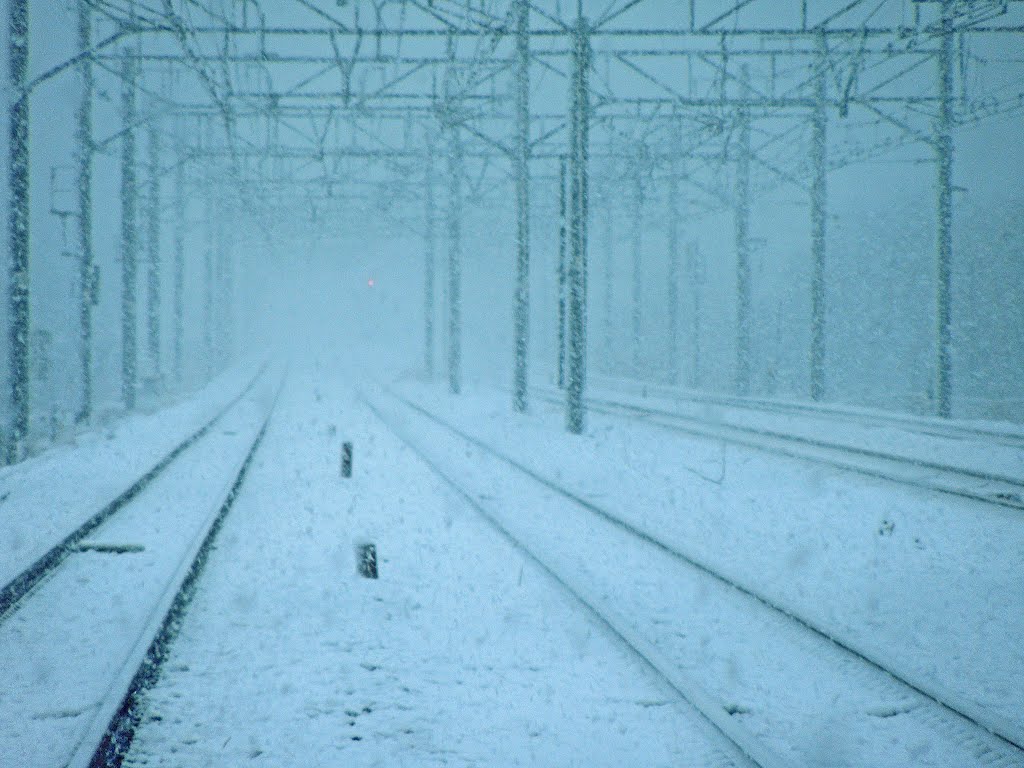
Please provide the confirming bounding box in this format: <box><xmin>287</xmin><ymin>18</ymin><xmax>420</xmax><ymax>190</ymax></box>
<box><xmin>587</xmin><ymin>375</ymin><xmax>1024</xmax><ymax>448</ymax></box>
<box><xmin>0</xmin><ymin>364</ymin><xmax>269</xmax><ymax>624</ymax></box>
<box><xmin>532</xmin><ymin>384</ymin><xmax>1024</xmax><ymax>512</ymax></box>
<box><xmin>364</xmin><ymin>394</ymin><xmax>768</xmax><ymax>768</ymax></box>
<box><xmin>372</xmin><ymin>385</ymin><xmax>1024</xmax><ymax>767</ymax></box>
<box><xmin>0</xmin><ymin>372</ymin><xmax>283</xmax><ymax>768</ymax></box>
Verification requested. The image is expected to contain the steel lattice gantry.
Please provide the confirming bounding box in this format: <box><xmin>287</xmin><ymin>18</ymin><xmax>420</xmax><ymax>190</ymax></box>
<box><xmin>5</xmin><ymin>0</ymin><xmax>1024</xmax><ymax>461</ymax></box>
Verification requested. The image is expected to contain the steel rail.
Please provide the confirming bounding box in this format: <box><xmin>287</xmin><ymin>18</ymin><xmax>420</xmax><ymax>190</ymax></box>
<box><xmin>71</xmin><ymin>372</ymin><xmax>285</xmax><ymax>768</ymax></box>
<box><xmin>379</xmin><ymin>385</ymin><xmax>1024</xmax><ymax>756</ymax></box>
<box><xmin>363</xmin><ymin>394</ymin><xmax>771</xmax><ymax>768</ymax></box>
<box><xmin>530</xmin><ymin>386</ymin><xmax>1024</xmax><ymax>511</ymax></box>
<box><xmin>586</xmin><ymin>376</ymin><xmax>1024</xmax><ymax>447</ymax></box>
<box><xmin>0</xmin><ymin>363</ymin><xmax>269</xmax><ymax>624</ymax></box>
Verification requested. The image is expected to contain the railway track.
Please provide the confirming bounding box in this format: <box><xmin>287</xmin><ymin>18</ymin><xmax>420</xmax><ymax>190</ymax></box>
<box><xmin>587</xmin><ymin>375</ymin><xmax>1024</xmax><ymax>449</ymax></box>
<box><xmin>532</xmin><ymin>384</ymin><xmax>1024</xmax><ymax>511</ymax></box>
<box><xmin>0</xmin><ymin>369</ymin><xmax>283</xmax><ymax>768</ymax></box>
<box><xmin>371</xmin><ymin>386</ymin><xmax>1024</xmax><ymax>767</ymax></box>
<box><xmin>0</xmin><ymin>364</ymin><xmax>269</xmax><ymax>623</ymax></box>
<box><xmin>363</xmin><ymin>394</ymin><xmax>767</xmax><ymax>768</ymax></box>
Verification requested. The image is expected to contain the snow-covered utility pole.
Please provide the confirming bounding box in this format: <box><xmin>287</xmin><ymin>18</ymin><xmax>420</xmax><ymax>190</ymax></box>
<box><xmin>423</xmin><ymin>129</ymin><xmax>436</xmax><ymax>379</ymax></box>
<box><xmin>120</xmin><ymin>46</ymin><xmax>139</xmax><ymax>410</ymax></box>
<box><xmin>511</xmin><ymin>0</ymin><xmax>531</xmax><ymax>413</ymax></box>
<box><xmin>5</xmin><ymin>0</ymin><xmax>29</xmax><ymax>463</ymax></box>
<box><xmin>219</xmin><ymin>200</ymin><xmax>234</xmax><ymax>366</ymax></box>
<box><xmin>809</xmin><ymin>31</ymin><xmax>828</xmax><ymax>403</ymax></box>
<box><xmin>145</xmin><ymin>118</ymin><xmax>162</xmax><ymax>391</ymax></box>
<box><xmin>214</xmin><ymin>194</ymin><xmax>229</xmax><ymax>369</ymax></box>
<box><xmin>557</xmin><ymin>154</ymin><xmax>567</xmax><ymax>389</ymax></box>
<box><xmin>667</xmin><ymin>118</ymin><xmax>681</xmax><ymax>387</ymax></box>
<box><xmin>688</xmin><ymin>241</ymin><xmax>704</xmax><ymax>388</ymax></box>
<box><xmin>172</xmin><ymin>139</ymin><xmax>185</xmax><ymax>387</ymax></box>
<box><xmin>934</xmin><ymin>0</ymin><xmax>955</xmax><ymax>418</ymax></box>
<box><xmin>202</xmin><ymin>184</ymin><xmax>214</xmax><ymax>379</ymax></box>
<box><xmin>565</xmin><ymin>13</ymin><xmax>590</xmax><ymax>435</ymax></box>
<box><xmin>734</xmin><ymin>64</ymin><xmax>753</xmax><ymax>397</ymax></box>
<box><xmin>445</xmin><ymin>116</ymin><xmax>463</xmax><ymax>395</ymax></box>
<box><xmin>226</xmin><ymin>218</ymin><xmax>235</xmax><ymax>363</ymax></box>
<box><xmin>601</xmin><ymin>176</ymin><xmax>613</xmax><ymax>369</ymax></box>
<box><xmin>630</xmin><ymin>145</ymin><xmax>644</xmax><ymax>373</ymax></box>
<box><xmin>75</xmin><ymin>0</ymin><xmax>94</xmax><ymax>425</ymax></box>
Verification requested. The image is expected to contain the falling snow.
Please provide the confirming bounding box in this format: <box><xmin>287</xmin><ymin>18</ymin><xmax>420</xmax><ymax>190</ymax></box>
<box><xmin>1</xmin><ymin>2</ymin><xmax>1023</xmax><ymax>767</ymax></box>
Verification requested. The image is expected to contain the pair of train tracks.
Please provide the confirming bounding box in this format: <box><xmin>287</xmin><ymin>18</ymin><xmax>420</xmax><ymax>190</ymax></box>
<box><xmin>0</xmin><ymin>365</ymin><xmax>267</xmax><ymax>622</ymax></box>
<box><xmin>532</xmin><ymin>382</ymin><xmax>1024</xmax><ymax>512</ymax></box>
<box><xmin>368</xmin><ymin>385</ymin><xmax>1024</xmax><ymax>768</ymax></box>
<box><xmin>587</xmin><ymin>375</ymin><xmax>1024</xmax><ymax>448</ymax></box>
<box><xmin>0</xmin><ymin>365</ymin><xmax>283</xmax><ymax>768</ymax></box>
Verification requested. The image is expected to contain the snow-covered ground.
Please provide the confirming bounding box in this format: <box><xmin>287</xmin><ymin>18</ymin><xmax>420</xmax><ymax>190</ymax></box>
<box><xmin>0</xmin><ymin>372</ymin><xmax>274</xmax><ymax>767</ymax></box>
<box><xmin>386</xmin><ymin>378</ymin><xmax>1024</xmax><ymax>751</ymax></box>
<box><xmin>577</xmin><ymin>374</ymin><xmax>1024</xmax><ymax>483</ymax></box>
<box><xmin>123</xmin><ymin>365</ymin><xmax>754</xmax><ymax>768</ymax></box>
<box><xmin>0</xmin><ymin>364</ymin><xmax>262</xmax><ymax>593</ymax></box>
<box><xmin>3</xmin><ymin>358</ymin><xmax>1023</xmax><ymax>767</ymax></box>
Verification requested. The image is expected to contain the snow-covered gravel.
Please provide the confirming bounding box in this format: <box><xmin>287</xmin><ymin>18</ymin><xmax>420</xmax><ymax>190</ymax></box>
<box><xmin>388</xmin><ymin>379</ymin><xmax>1024</xmax><ymax>755</ymax></box>
<box><xmin>0</xmin><ymin>364</ymin><xmax>262</xmax><ymax>593</ymax></box>
<box><xmin>6</xmin><ymin>361</ymin><xmax>1021</xmax><ymax>767</ymax></box>
<box><xmin>123</xmin><ymin>366</ymin><xmax>755</xmax><ymax>768</ymax></box>
<box><xmin>373</xmin><ymin>386</ymin><xmax>1024</xmax><ymax>767</ymax></box>
<box><xmin>0</xmin><ymin>383</ymin><xmax>270</xmax><ymax>767</ymax></box>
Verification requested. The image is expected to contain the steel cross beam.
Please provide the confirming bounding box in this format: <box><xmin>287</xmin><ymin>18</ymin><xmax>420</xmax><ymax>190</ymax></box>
<box><xmin>7</xmin><ymin>0</ymin><xmax>1024</xmax><ymax>466</ymax></box>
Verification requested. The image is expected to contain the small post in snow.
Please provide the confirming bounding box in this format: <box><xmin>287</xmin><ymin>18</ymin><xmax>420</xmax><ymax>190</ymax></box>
<box><xmin>356</xmin><ymin>542</ymin><xmax>378</xmax><ymax>579</ymax></box>
<box><xmin>340</xmin><ymin>441</ymin><xmax>353</xmax><ymax>478</ymax></box>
